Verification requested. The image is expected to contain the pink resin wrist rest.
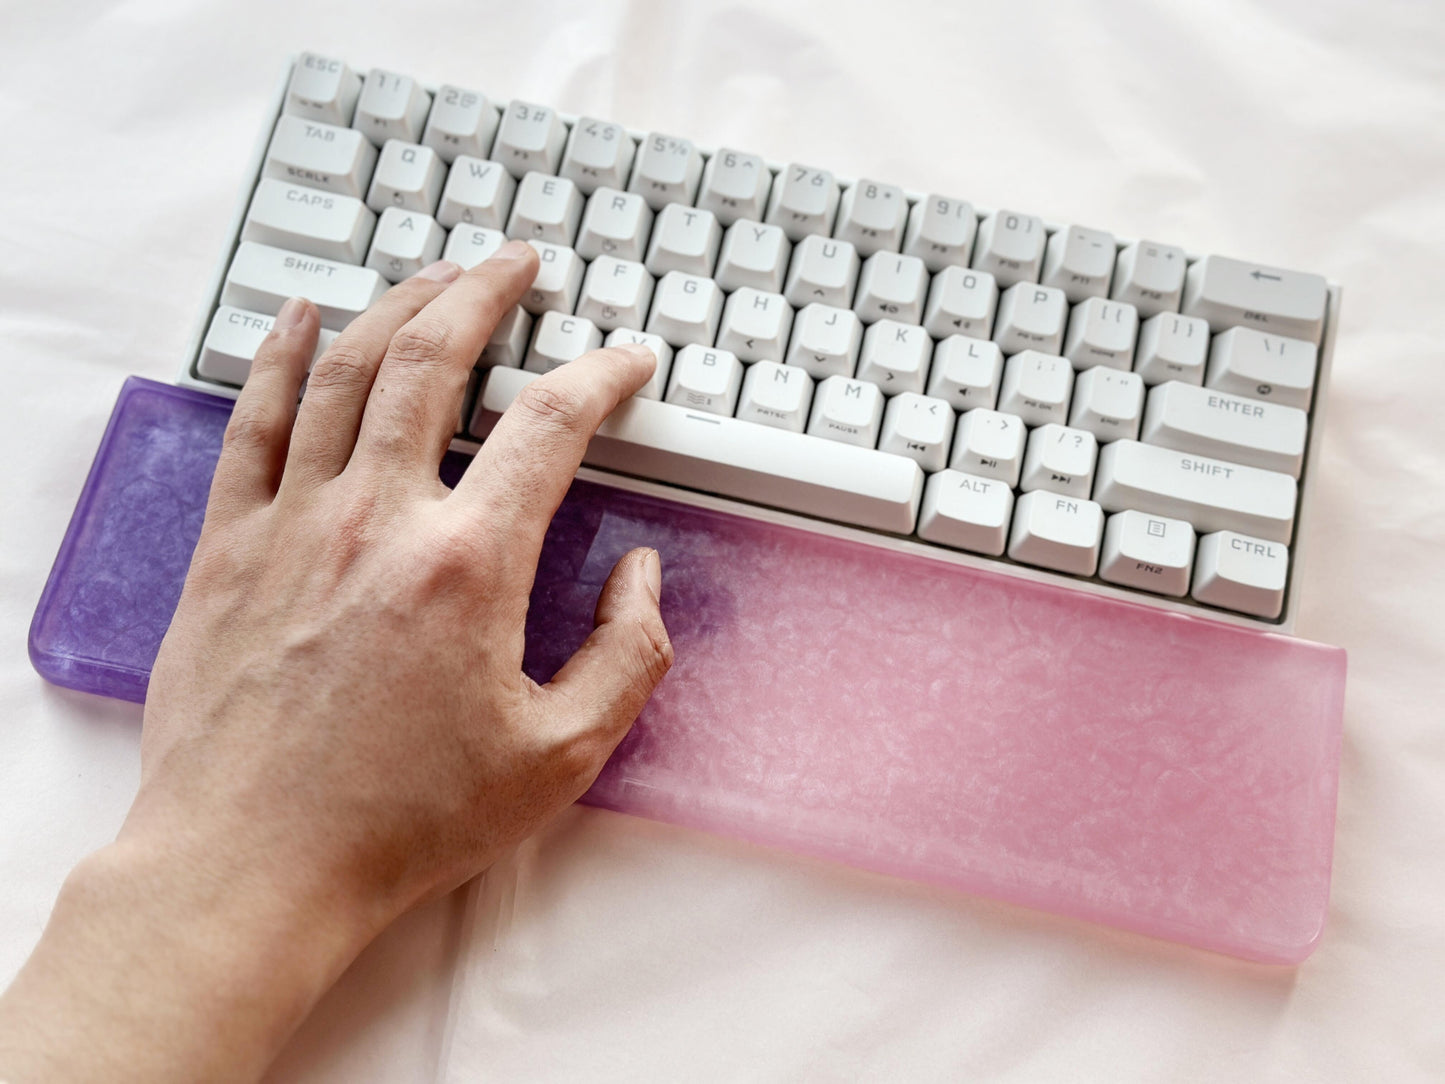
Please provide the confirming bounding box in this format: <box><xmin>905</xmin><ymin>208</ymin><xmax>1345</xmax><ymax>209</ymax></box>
<box><xmin>31</xmin><ymin>378</ymin><xmax>1346</xmax><ymax>962</ymax></box>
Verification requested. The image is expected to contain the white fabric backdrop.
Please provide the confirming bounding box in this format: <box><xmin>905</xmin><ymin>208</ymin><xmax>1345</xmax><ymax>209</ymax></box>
<box><xmin>1</xmin><ymin>0</ymin><xmax>1442</xmax><ymax>1079</ymax></box>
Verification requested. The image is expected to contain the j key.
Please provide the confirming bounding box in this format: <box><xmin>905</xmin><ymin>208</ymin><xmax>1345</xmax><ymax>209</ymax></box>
<box><xmin>766</xmin><ymin>164</ymin><xmax>841</xmax><ymax>241</ymax></box>
<box><xmin>993</xmin><ymin>283</ymin><xmax>1067</xmax><ymax>355</ymax></box>
<box><xmin>436</xmin><ymin>156</ymin><xmax>516</xmax><ymax>230</ymax></box>
<box><xmin>736</xmin><ymin>361</ymin><xmax>814</xmax><ymax>432</ymax></box>
<box><xmin>646</xmin><ymin>271</ymin><xmax>724</xmax><ymax>346</ymax></box>
<box><xmin>783</xmin><ymin>235</ymin><xmax>859</xmax><ymax>309</ymax></box>
<box><xmin>716</xmin><ymin>288</ymin><xmax>794</xmax><ymax>363</ymax></box>
<box><xmin>1141</xmin><ymin>381</ymin><xmax>1308</xmax><ymax>477</ymax></box>
<box><xmin>365</xmin><ymin>208</ymin><xmax>444</xmax><ymax>281</ymax></box>
<box><xmin>1042</xmin><ymin>225</ymin><xmax>1116</xmax><ymax>302</ymax></box>
<box><xmin>1206</xmin><ymin>327</ymin><xmax>1318</xmax><ymax>410</ymax></box>
<box><xmin>506</xmin><ymin>172</ymin><xmax>583</xmax><ymax>245</ymax></box>
<box><xmin>1182</xmin><ymin>255</ymin><xmax>1328</xmax><ymax>345</ymax></box>
<box><xmin>917</xmin><ymin>470</ymin><xmax>1015</xmax><ymax>555</ymax></box>
<box><xmin>854</xmin><ymin>253</ymin><xmax>928</xmax><ymax>325</ymax></box>
<box><xmin>1112</xmin><ymin>241</ymin><xmax>1186</xmax><ymax>318</ymax></box>
<box><xmin>221</xmin><ymin>242</ymin><xmax>386</xmax><ymax>330</ymax></box>
<box><xmin>856</xmin><ymin>320</ymin><xmax>931</xmax><ymax>396</ymax></box>
<box><xmin>603</xmin><ymin>328</ymin><xmax>675</xmax><ymax>399</ymax></box>
<box><xmin>286</xmin><ymin>53</ymin><xmax>361</xmax><ymax>126</ymax></box>
<box><xmin>998</xmin><ymin>350</ymin><xmax>1073</xmax><ymax>427</ymax></box>
<box><xmin>808</xmin><ymin>375</ymin><xmax>884</xmax><ymax>448</ymax></box>
<box><xmin>665</xmin><ymin>345</ymin><xmax>743</xmax><ymax>416</ymax></box>
<box><xmin>973</xmin><ymin>209</ymin><xmax>1045</xmax><ymax>288</ymax></box>
<box><xmin>879</xmin><ymin>392</ymin><xmax>954</xmax><ymax>472</ymax></box>
<box><xmin>835</xmin><ymin>180</ymin><xmax>907</xmax><ymax>257</ymax></box>
<box><xmin>715</xmin><ymin>220</ymin><xmax>791</xmax><ymax>294</ymax></box>
<box><xmin>1020</xmin><ymin>423</ymin><xmax>1098</xmax><ymax>499</ymax></box>
<box><xmin>1135</xmin><ymin>312</ymin><xmax>1209</xmax><ymax>386</ymax></box>
<box><xmin>441</xmin><ymin>224</ymin><xmax>506</xmax><ymax>269</ymax></box>
<box><xmin>645</xmin><ymin>204</ymin><xmax>722</xmax><ymax>277</ymax></box>
<box><xmin>903</xmin><ymin>195</ymin><xmax>977</xmax><ymax>272</ymax></box>
<box><xmin>629</xmin><ymin>133</ymin><xmax>704</xmax><ymax>211</ymax></box>
<box><xmin>949</xmin><ymin>408</ymin><xmax>1026</xmax><ymax>486</ymax></box>
<box><xmin>524</xmin><ymin>310</ymin><xmax>602</xmax><ymax>373</ymax></box>
<box><xmin>480</xmin><ymin>307</ymin><xmax>532</xmax><ymax>369</ymax></box>
<box><xmin>922</xmin><ymin>266</ymin><xmax>998</xmax><ymax>341</ymax></box>
<box><xmin>521</xmin><ymin>241</ymin><xmax>584</xmax><ymax>315</ymax></box>
<box><xmin>242</xmin><ymin>179</ymin><xmax>375</xmax><ymax>264</ymax></box>
<box><xmin>1069</xmin><ymin>366</ymin><xmax>1144</xmax><ymax>442</ymax></box>
<box><xmin>785</xmin><ymin>303</ymin><xmax>863</xmax><ymax>379</ymax></box>
<box><xmin>1191</xmin><ymin>530</ymin><xmax>1290</xmax><ymax>618</ymax></box>
<box><xmin>366</xmin><ymin>141</ymin><xmax>445</xmax><ymax>214</ymax></box>
<box><xmin>422</xmin><ymin>86</ymin><xmax>499</xmax><ymax>163</ymax></box>
<box><xmin>575</xmin><ymin>188</ymin><xmax>653</xmax><ymax>263</ymax></box>
<box><xmin>696</xmin><ymin>148</ymin><xmax>771</xmax><ymax>226</ymax></box>
<box><xmin>575</xmin><ymin>256</ymin><xmax>655</xmax><ymax>333</ymax></box>
<box><xmin>264</xmin><ymin>116</ymin><xmax>378</xmax><ymax>200</ymax></box>
<box><xmin>198</xmin><ymin>305</ymin><xmax>337</xmax><ymax>386</ymax></box>
<box><xmin>492</xmin><ymin>101</ymin><xmax>567</xmax><ymax>178</ymax></box>
<box><xmin>926</xmin><ymin>336</ymin><xmax>1003</xmax><ymax>411</ymax></box>
<box><xmin>560</xmin><ymin>117</ymin><xmax>637</xmax><ymax>195</ymax></box>
<box><xmin>1007</xmin><ymin>490</ymin><xmax>1105</xmax><ymax>577</ymax></box>
<box><xmin>1063</xmin><ymin>297</ymin><xmax>1138</xmax><ymax>370</ymax></box>
<box><xmin>1099</xmin><ymin>510</ymin><xmax>1195</xmax><ymax>598</ymax></box>
<box><xmin>353</xmin><ymin>70</ymin><xmax>431</xmax><ymax>145</ymax></box>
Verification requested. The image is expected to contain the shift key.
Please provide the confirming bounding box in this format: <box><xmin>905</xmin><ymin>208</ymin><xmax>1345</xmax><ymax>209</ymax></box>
<box><xmin>221</xmin><ymin>241</ymin><xmax>386</xmax><ymax>330</ymax></box>
<box><xmin>1182</xmin><ymin>255</ymin><xmax>1328</xmax><ymax>344</ymax></box>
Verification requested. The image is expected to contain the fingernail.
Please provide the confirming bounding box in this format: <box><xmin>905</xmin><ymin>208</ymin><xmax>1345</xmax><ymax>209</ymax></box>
<box><xmin>274</xmin><ymin>296</ymin><xmax>308</xmax><ymax>332</ymax></box>
<box><xmin>643</xmin><ymin>549</ymin><xmax>662</xmax><ymax>603</ymax></box>
<box><xmin>615</xmin><ymin>342</ymin><xmax>656</xmax><ymax>362</ymax></box>
<box><xmin>492</xmin><ymin>239</ymin><xmax>534</xmax><ymax>262</ymax></box>
<box><xmin>414</xmin><ymin>259</ymin><xmax>462</xmax><ymax>283</ymax></box>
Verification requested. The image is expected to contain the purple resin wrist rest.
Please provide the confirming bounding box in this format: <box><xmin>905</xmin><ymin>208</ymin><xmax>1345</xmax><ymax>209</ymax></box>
<box><xmin>31</xmin><ymin>377</ymin><xmax>1346</xmax><ymax>963</ymax></box>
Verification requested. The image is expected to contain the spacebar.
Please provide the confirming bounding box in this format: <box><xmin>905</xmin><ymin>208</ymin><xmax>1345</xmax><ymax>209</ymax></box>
<box><xmin>471</xmin><ymin>367</ymin><xmax>925</xmax><ymax>534</ymax></box>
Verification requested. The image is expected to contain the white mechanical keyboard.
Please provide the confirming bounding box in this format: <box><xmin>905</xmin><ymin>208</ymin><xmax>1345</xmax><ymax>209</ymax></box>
<box><xmin>182</xmin><ymin>52</ymin><xmax>1341</xmax><ymax>628</ymax></box>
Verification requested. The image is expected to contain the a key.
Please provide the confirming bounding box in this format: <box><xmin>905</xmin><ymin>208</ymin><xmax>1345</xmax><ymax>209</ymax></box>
<box><xmin>575</xmin><ymin>188</ymin><xmax>653</xmax><ymax>263</ymax></box>
<box><xmin>808</xmin><ymin>375</ymin><xmax>884</xmax><ymax>448</ymax></box>
<box><xmin>1134</xmin><ymin>312</ymin><xmax>1209</xmax><ymax>386</ymax></box>
<box><xmin>366</xmin><ymin>141</ymin><xmax>445</xmax><ymax>214</ymax></box>
<box><xmin>603</xmin><ymin>328</ymin><xmax>675</xmax><ymax>399</ymax></box>
<box><xmin>628</xmin><ymin>133</ymin><xmax>703</xmax><ymax>211</ymax></box>
<box><xmin>1042</xmin><ymin>225</ymin><xmax>1116</xmax><ymax>302</ymax></box>
<box><xmin>973</xmin><ymin>210</ymin><xmax>1045</xmax><ymax>288</ymax></box>
<box><xmin>766</xmin><ymin>164</ymin><xmax>841</xmax><ymax>241</ymax></box>
<box><xmin>903</xmin><ymin>195</ymin><xmax>976</xmax><ymax>272</ymax></box>
<box><xmin>436</xmin><ymin>156</ymin><xmax>516</xmax><ymax>230</ymax></box>
<box><xmin>575</xmin><ymin>256</ymin><xmax>656</xmax><ymax>333</ymax></box>
<box><xmin>480</xmin><ymin>307</ymin><xmax>532</xmax><ymax>369</ymax></box>
<box><xmin>521</xmin><ymin>241</ymin><xmax>584</xmax><ymax>315</ymax></box>
<box><xmin>524</xmin><ymin>310</ymin><xmax>603</xmax><ymax>373</ymax></box>
<box><xmin>264</xmin><ymin>116</ymin><xmax>378</xmax><ymax>200</ymax></box>
<box><xmin>559</xmin><ymin>117</ymin><xmax>636</xmax><ymax>195</ymax></box>
<box><xmin>736</xmin><ymin>361</ymin><xmax>814</xmax><ymax>432</ymax></box>
<box><xmin>645</xmin><ymin>271</ymin><xmax>724</xmax><ymax>346</ymax></box>
<box><xmin>856</xmin><ymin>320</ymin><xmax>931</xmax><ymax>396</ymax></box>
<box><xmin>1068</xmin><ymin>366</ymin><xmax>1144</xmax><ymax>442</ymax></box>
<box><xmin>506</xmin><ymin>172</ymin><xmax>583</xmax><ymax>245</ymax></box>
<box><xmin>1007</xmin><ymin>490</ymin><xmax>1105</xmax><ymax>576</ymax></box>
<box><xmin>879</xmin><ymin>392</ymin><xmax>954</xmax><ymax>472</ymax></box>
<box><xmin>1099</xmin><ymin>511</ymin><xmax>1195</xmax><ymax>598</ymax></box>
<box><xmin>422</xmin><ymin>86</ymin><xmax>499</xmax><ymax>163</ymax></box>
<box><xmin>286</xmin><ymin>53</ymin><xmax>362</xmax><ymax>127</ymax></box>
<box><xmin>993</xmin><ymin>283</ymin><xmax>1067</xmax><ymax>355</ymax></box>
<box><xmin>645</xmin><ymin>204</ymin><xmax>722</xmax><ymax>277</ymax></box>
<box><xmin>1182</xmin><ymin>255</ymin><xmax>1328</xmax><ymax>344</ymax></box>
<box><xmin>198</xmin><ymin>305</ymin><xmax>337</xmax><ymax>386</ymax></box>
<box><xmin>696</xmin><ymin>149</ymin><xmax>771</xmax><ymax>226</ymax></box>
<box><xmin>353</xmin><ymin>70</ymin><xmax>431</xmax><ymax>145</ymax></box>
<box><xmin>949</xmin><ymin>409</ymin><xmax>1026</xmax><ymax>486</ymax></box>
<box><xmin>1093</xmin><ymin>440</ymin><xmax>1297</xmax><ymax>543</ymax></box>
<box><xmin>365</xmin><ymin>208</ymin><xmax>444</xmax><ymax>281</ymax></box>
<box><xmin>715</xmin><ymin>220</ymin><xmax>791</xmax><ymax>293</ymax></box>
<box><xmin>1141</xmin><ymin>381</ymin><xmax>1308</xmax><ymax>477</ymax></box>
<box><xmin>242</xmin><ymin>179</ymin><xmax>375</xmax><ymax>264</ymax></box>
<box><xmin>785</xmin><ymin>303</ymin><xmax>863</xmax><ymax>379</ymax></box>
<box><xmin>926</xmin><ymin>336</ymin><xmax>1003</xmax><ymax>411</ymax></box>
<box><xmin>1020</xmin><ymin>423</ymin><xmax>1097</xmax><ymax>498</ymax></box>
<box><xmin>1191</xmin><ymin>530</ymin><xmax>1289</xmax><ymax>618</ymax></box>
<box><xmin>997</xmin><ymin>350</ymin><xmax>1073</xmax><ymax>427</ymax></box>
<box><xmin>922</xmin><ymin>266</ymin><xmax>997</xmax><ymax>341</ymax></box>
<box><xmin>1112</xmin><ymin>241</ymin><xmax>1186</xmax><ymax>318</ymax></box>
<box><xmin>853</xmin><ymin>253</ymin><xmax>928</xmax><ymax>325</ymax></box>
<box><xmin>221</xmin><ymin>242</ymin><xmax>386</xmax><ymax>330</ymax></box>
<box><xmin>835</xmin><ymin>180</ymin><xmax>907</xmax><ymax>257</ymax></box>
<box><xmin>441</xmin><ymin>224</ymin><xmax>506</xmax><ymax>269</ymax></box>
<box><xmin>1205</xmin><ymin>327</ymin><xmax>1317</xmax><ymax>410</ymax></box>
<box><xmin>665</xmin><ymin>344</ymin><xmax>743</xmax><ymax>416</ymax></box>
<box><xmin>1063</xmin><ymin>297</ymin><xmax>1137</xmax><ymax>370</ymax></box>
<box><xmin>492</xmin><ymin>101</ymin><xmax>568</xmax><ymax>178</ymax></box>
<box><xmin>917</xmin><ymin>470</ymin><xmax>1015</xmax><ymax>555</ymax></box>
<box><xmin>716</xmin><ymin>288</ymin><xmax>793</xmax><ymax>363</ymax></box>
<box><xmin>783</xmin><ymin>235</ymin><xmax>859</xmax><ymax>309</ymax></box>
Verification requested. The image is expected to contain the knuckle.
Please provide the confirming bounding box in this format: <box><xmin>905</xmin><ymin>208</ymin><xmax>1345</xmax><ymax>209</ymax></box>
<box><xmin>512</xmin><ymin>381</ymin><xmax>590</xmax><ymax>437</ymax></box>
<box><xmin>221</xmin><ymin>407</ymin><xmax>275</xmax><ymax>451</ymax></box>
<box><xmin>630</xmin><ymin>614</ymin><xmax>675</xmax><ymax>688</ymax></box>
<box><xmin>307</xmin><ymin>343</ymin><xmax>375</xmax><ymax>393</ymax></box>
<box><xmin>387</xmin><ymin>320</ymin><xmax>454</xmax><ymax>370</ymax></box>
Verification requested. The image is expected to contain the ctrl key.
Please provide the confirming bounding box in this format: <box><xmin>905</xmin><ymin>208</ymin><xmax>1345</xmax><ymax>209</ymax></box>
<box><xmin>1191</xmin><ymin>530</ymin><xmax>1289</xmax><ymax>619</ymax></box>
<box><xmin>198</xmin><ymin>304</ymin><xmax>337</xmax><ymax>386</ymax></box>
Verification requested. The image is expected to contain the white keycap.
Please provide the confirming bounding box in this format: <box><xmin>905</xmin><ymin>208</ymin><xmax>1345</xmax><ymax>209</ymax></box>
<box><xmin>221</xmin><ymin>242</ymin><xmax>386</xmax><ymax>331</ymax></box>
<box><xmin>1099</xmin><ymin>510</ymin><xmax>1195</xmax><ymax>597</ymax></box>
<box><xmin>422</xmin><ymin>86</ymin><xmax>499</xmax><ymax>163</ymax></box>
<box><xmin>479</xmin><ymin>307</ymin><xmax>532</xmax><ymax>370</ymax></box>
<box><xmin>198</xmin><ymin>305</ymin><xmax>338</xmax><ymax>386</ymax></box>
<box><xmin>629</xmin><ymin>133</ymin><xmax>703</xmax><ymax>210</ymax></box>
<box><xmin>473</xmin><ymin>367</ymin><xmax>924</xmax><ymax>534</ymax></box>
<box><xmin>766</xmin><ymin>164</ymin><xmax>841</xmax><ymax>241</ymax></box>
<box><xmin>927</xmin><ymin>336</ymin><xmax>1003</xmax><ymax>411</ymax></box>
<box><xmin>575</xmin><ymin>256</ymin><xmax>655</xmax><ymax>332</ymax></box>
<box><xmin>575</xmin><ymin>188</ymin><xmax>653</xmax><ymax>263</ymax></box>
<box><xmin>998</xmin><ymin>350</ymin><xmax>1073</xmax><ymax>427</ymax></box>
<box><xmin>785</xmin><ymin>303</ymin><xmax>863</xmax><ymax>379</ymax></box>
<box><xmin>1112</xmin><ymin>241</ymin><xmax>1186</xmax><ymax>318</ymax></box>
<box><xmin>879</xmin><ymin>392</ymin><xmax>954</xmax><ymax>472</ymax></box>
<box><xmin>917</xmin><ymin>471</ymin><xmax>1014</xmax><ymax>555</ymax></box>
<box><xmin>286</xmin><ymin>53</ymin><xmax>362</xmax><ymax>126</ymax></box>
<box><xmin>1007</xmin><ymin>490</ymin><xmax>1105</xmax><ymax>576</ymax></box>
<box><xmin>1042</xmin><ymin>225</ymin><xmax>1116</xmax><ymax>302</ymax></box>
<box><xmin>1093</xmin><ymin>440</ymin><xmax>1297</xmax><ymax>543</ymax></box>
<box><xmin>1135</xmin><ymin>312</ymin><xmax>1209</xmax><ymax>386</ymax></box>
<box><xmin>1020</xmin><ymin>424</ymin><xmax>1097</xmax><ymax>498</ymax></box>
<box><xmin>903</xmin><ymin>195</ymin><xmax>977</xmax><ymax>272</ymax></box>
<box><xmin>366</xmin><ymin>141</ymin><xmax>445</xmax><ymax>214</ymax></box>
<box><xmin>993</xmin><ymin>283</ymin><xmax>1067</xmax><ymax>355</ymax></box>
<box><xmin>353</xmin><ymin>70</ymin><xmax>431</xmax><ymax>145</ymax></box>
<box><xmin>715</xmin><ymin>220</ymin><xmax>791</xmax><ymax>294</ymax></box>
<box><xmin>835</xmin><ymin>180</ymin><xmax>907</xmax><ymax>257</ymax></box>
<box><xmin>242</xmin><ymin>179</ymin><xmax>375</xmax><ymax>264</ymax></box>
<box><xmin>365</xmin><ymin>208</ymin><xmax>444</xmax><ymax>281</ymax></box>
<box><xmin>442</xmin><ymin>224</ymin><xmax>506</xmax><ymax>269</ymax></box>
<box><xmin>521</xmin><ymin>241</ymin><xmax>584</xmax><ymax>315</ymax></box>
<box><xmin>736</xmin><ymin>361</ymin><xmax>814</xmax><ymax>432</ymax></box>
<box><xmin>524</xmin><ymin>310</ymin><xmax>603</xmax><ymax>373</ymax></box>
<box><xmin>1069</xmin><ymin>366</ymin><xmax>1145</xmax><ymax>442</ymax></box>
<box><xmin>973</xmin><ymin>210</ymin><xmax>1045</xmax><ymax>288</ymax></box>
<box><xmin>645</xmin><ymin>271</ymin><xmax>723</xmax><ymax>346</ymax></box>
<box><xmin>436</xmin><ymin>156</ymin><xmax>516</xmax><ymax>230</ymax></box>
<box><xmin>1063</xmin><ymin>297</ymin><xmax>1138</xmax><ymax>370</ymax></box>
<box><xmin>949</xmin><ymin>408</ymin><xmax>1026</xmax><ymax>486</ymax></box>
<box><xmin>1206</xmin><ymin>327</ymin><xmax>1318</xmax><ymax>410</ymax></box>
<box><xmin>1182</xmin><ymin>255</ymin><xmax>1328</xmax><ymax>345</ymax></box>
<box><xmin>665</xmin><ymin>344</ymin><xmax>743</xmax><ymax>416</ymax></box>
<box><xmin>506</xmin><ymin>172</ymin><xmax>583</xmax><ymax>245</ymax></box>
<box><xmin>1141</xmin><ymin>381</ymin><xmax>1308</xmax><ymax>477</ymax></box>
<box><xmin>645</xmin><ymin>204</ymin><xmax>722</xmax><ymax>277</ymax></box>
<box><xmin>696</xmin><ymin>149</ymin><xmax>771</xmax><ymax>226</ymax></box>
<box><xmin>922</xmin><ymin>266</ymin><xmax>997</xmax><ymax>341</ymax></box>
<box><xmin>716</xmin><ymin>288</ymin><xmax>793</xmax><ymax>363</ymax></box>
<box><xmin>808</xmin><ymin>375</ymin><xmax>884</xmax><ymax>448</ymax></box>
<box><xmin>264</xmin><ymin>116</ymin><xmax>378</xmax><ymax>200</ymax></box>
<box><xmin>1192</xmin><ymin>530</ymin><xmax>1289</xmax><ymax>618</ymax></box>
<box><xmin>857</xmin><ymin>320</ymin><xmax>931</xmax><ymax>396</ymax></box>
<box><xmin>854</xmin><ymin>253</ymin><xmax>928</xmax><ymax>325</ymax></box>
<box><xmin>560</xmin><ymin>117</ymin><xmax>637</xmax><ymax>195</ymax></box>
<box><xmin>492</xmin><ymin>101</ymin><xmax>567</xmax><ymax>178</ymax></box>
<box><xmin>603</xmin><ymin>328</ymin><xmax>674</xmax><ymax>399</ymax></box>
<box><xmin>783</xmin><ymin>235</ymin><xmax>860</xmax><ymax>309</ymax></box>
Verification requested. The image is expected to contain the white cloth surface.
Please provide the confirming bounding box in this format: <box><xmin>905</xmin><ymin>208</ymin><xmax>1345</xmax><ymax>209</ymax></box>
<box><xmin>1</xmin><ymin>0</ymin><xmax>1442</xmax><ymax>1079</ymax></box>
